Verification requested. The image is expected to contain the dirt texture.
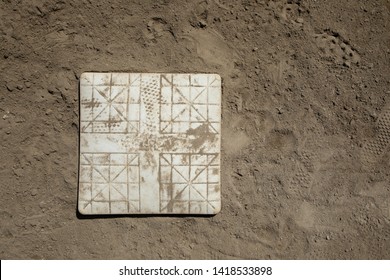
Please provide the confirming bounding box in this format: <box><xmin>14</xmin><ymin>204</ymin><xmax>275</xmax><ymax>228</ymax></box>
<box><xmin>1</xmin><ymin>0</ymin><xmax>390</xmax><ymax>259</ymax></box>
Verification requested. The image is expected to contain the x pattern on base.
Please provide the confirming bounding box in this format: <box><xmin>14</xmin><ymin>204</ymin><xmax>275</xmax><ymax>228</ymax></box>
<box><xmin>79</xmin><ymin>73</ymin><xmax>221</xmax><ymax>215</ymax></box>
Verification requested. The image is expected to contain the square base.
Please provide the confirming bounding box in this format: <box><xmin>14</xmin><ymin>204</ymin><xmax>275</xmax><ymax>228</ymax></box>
<box><xmin>78</xmin><ymin>73</ymin><xmax>221</xmax><ymax>215</ymax></box>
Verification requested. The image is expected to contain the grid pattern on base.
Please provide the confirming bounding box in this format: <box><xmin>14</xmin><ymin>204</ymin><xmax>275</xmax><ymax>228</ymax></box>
<box><xmin>159</xmin><ymin>153</ymin><xmax>220</xmax><ymax>214</ymax></box>
<box><xmin>79</xmin><ymin>153</ymin><xmax>140</xmax><ymax>214</ymax></box>
<box><xmin>78</xmin><ymin>73</ymin><xmax>221</xmax><ymax>215</ymax></box>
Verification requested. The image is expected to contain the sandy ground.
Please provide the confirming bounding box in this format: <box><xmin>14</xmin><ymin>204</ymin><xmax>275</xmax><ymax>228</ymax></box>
<box><xmin>1</xmin><ymin>0</ymin><xmax>390</xmax><ymax>259</ymax></box>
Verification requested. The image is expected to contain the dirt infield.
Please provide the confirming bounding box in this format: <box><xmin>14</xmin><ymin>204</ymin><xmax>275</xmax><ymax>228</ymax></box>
<box><xmin>0</xmin><ymin>0</ymin><xmax>389</xmax><ymax>259</ymax></box>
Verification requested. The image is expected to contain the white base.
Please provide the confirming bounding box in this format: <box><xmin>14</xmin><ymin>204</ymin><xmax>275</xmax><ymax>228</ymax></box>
<box><xmin>78</xmin><ymin>73</ymin><xmax>221</xmax><ymax>215</ymax></box>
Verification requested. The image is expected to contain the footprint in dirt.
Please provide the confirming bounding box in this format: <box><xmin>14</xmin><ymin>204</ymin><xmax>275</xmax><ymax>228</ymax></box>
<box><xmin>181</xmin><ymin>29</ymin><xmax>238</xmax><ymax>76</ymax></box>
<box><xmin>287</xmin><ymin>126</ymin><xmax>333</xmax><ymax>198</ymax></box>
<box><xmin>265</xmin><ymin>129</ymin><xmax>297</xmax><ymax>154</ymax></box>
<box><xmin>269</xmin><ymin>0</ymin><xmax>307</xmax><ymax>26</ymax></box>
<box><xmin>314</xmin><ymin>31</ymin><xmax>361</xmax><ymax>67</ymax></box>
<box><xmin>361</xmin><ymin>105</ymin><xmax>390</xmax><ymax>164</ymax></box>
<box><xmin>358</xmin><ymin>181</ymin><xmax>390</xmax><ymax>220</ymax></box>
<box><xmin>292</xmin><ymin>201</ymin><xmax>352</xmax><ymax>233</ymax></box>
<box><xmin>290</xmin><ymin>151</ymin><xmax>317</xmax><ymax>190</ymax></box>
<box><xmin>143</xmin><ymin>17</ymin><xmax>174</xmax><ymax>42</ymax></box>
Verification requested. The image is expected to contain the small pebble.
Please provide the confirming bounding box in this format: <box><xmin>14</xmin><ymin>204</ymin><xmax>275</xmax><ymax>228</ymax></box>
<box><xmin>343</xmin><ymin>61</ymin><xmax>351</xmax><ymax>68</ymax></box>
<box><xmin>6</xmin><ymin>83</ymin><xmax>14</xmax><ymax>92</ymax></box>
<box><xmin>199</xmin><ymin>20</ymin><xmax>207</xmax><ymax>28</ymax></box>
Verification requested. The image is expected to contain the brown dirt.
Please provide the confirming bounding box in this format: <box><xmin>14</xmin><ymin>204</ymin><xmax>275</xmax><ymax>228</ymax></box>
<box><xmin>1</xmin><ymin>0</ymin><xmax>390</xmax><ymax>259</ymax></box>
